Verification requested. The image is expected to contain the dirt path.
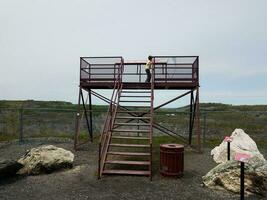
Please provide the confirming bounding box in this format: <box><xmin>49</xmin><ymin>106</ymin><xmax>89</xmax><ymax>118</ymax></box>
<box><xmin>0</xmin><ymin>138</ymin><xmax>265</xmax><ymax>200</ymax></box>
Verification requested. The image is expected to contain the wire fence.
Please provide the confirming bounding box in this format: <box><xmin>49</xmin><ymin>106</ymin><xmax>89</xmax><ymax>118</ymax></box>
<box><xmin>0</xmin><ymin>108</ymin><xmax>266</xmax><ymax>145</ymax></box>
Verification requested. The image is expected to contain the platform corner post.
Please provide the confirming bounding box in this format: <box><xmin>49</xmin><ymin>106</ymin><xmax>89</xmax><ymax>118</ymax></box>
<box><xmin>89</xmin><ymin>89</ymin><xmax>93</xmax><ymax>142</ymax></box>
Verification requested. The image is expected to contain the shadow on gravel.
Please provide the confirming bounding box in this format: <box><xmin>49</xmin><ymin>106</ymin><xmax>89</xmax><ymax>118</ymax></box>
<box><xmin>0</xmin><ymin>175</ymin><xmax>25</xmax><ymax>186</ymax></box>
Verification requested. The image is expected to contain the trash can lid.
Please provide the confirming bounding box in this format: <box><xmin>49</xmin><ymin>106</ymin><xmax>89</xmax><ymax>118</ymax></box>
<box><xmin>160</xmin><ymin>143</ymin><xmax>184</xmax><ymax>149</ymax></box>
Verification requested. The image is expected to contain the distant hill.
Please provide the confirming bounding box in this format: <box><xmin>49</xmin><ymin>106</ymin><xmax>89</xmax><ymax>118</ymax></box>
<box><xmin>1</xmin><ymin>100</ymin><xmax>266</xmax><ymax>112</ymax></box>
<box><xmin>178</xmin><ymin>103</ymin><xmax>267</xmax><ymax>112</ymax></box>
<box><xmin>0</xmin><ymin>100</ymin><xmax>107</xmax><ymax>111</ymax></box>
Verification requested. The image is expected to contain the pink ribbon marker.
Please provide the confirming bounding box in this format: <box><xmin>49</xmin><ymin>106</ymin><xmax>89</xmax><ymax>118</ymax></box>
<box><xmin>235</xmin><ymin>153</ymin><xmax>251</xmax><ymax>163</ymax></box>
<box><xmin>235</xmin><ymin>153</ymin><xmax>251</xmax><ymax>199</ymax></box>
<box><xmin>224</xmin><ymin>136</ymin><xmax>233</xmax><ymax>143</ymax></box>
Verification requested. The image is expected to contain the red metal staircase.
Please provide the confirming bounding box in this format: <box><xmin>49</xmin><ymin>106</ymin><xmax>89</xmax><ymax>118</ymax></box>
<box><xmin>77</xmin><ymin>56</ymin><xmax>201</xmax><ymax>173</ymax></box>
<box><xmin>99</xmin><ymin>62</ymin><xmax>154</xmax><ymax>179</ymax></box>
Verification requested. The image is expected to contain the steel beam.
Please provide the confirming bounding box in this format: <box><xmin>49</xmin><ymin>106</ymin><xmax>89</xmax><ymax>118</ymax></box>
<box><xmin>91</xmin><ymin>90</ymin><xmax>188</xmax><ymax>142</ymax></box>
<box><xmin>89</xmin><ymin>89</ymin><xmax>93</xmax><ymax>141</ymax></box>
<box><xmin>89</xmin><ymin>88</ymin><xmax>200</xmax><ymax>150</ymax></box>
<box><xmin>81</xmin><ymin>89</ymin><xmax>93</xmax><ymax>142</ymax></box>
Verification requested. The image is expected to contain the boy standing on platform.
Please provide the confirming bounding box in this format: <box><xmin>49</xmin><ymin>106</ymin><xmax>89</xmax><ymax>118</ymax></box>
<box><xmin>145</xmin><ymin>55</ymin><xmax>153</xmax><ymax>83</ymax></box>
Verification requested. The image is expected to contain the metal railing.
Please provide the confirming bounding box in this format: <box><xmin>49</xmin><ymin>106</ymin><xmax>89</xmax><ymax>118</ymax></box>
<box><xmin>153</xmin><ymin>56</ymin><xmax>199</xmax><ymax>83</ymax></box>
<box><xmin>80</xmin><ymin>56</ymin><xmax>199</xmax><ymax>85</ymax></box>
<box><xmin>97</xmin><ymin>57</ymin><xmax>124</xmax><ymax>178</ymax></box>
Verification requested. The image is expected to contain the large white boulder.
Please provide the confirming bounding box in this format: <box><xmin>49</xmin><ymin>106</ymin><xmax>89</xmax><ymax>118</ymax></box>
<box><xmin>211</xmin><ymin>129</ymin><xmax>265</xmax><ymax>163</ymax></box>
<box><xmin>18</xmin><ymin>145</ymin><xmax>74</xmax><ymax>175</ymax></box>
<box><xmin>203</xmin><ymin>129</ymin><xmax>267</xmax><ymax>196</ymax></box>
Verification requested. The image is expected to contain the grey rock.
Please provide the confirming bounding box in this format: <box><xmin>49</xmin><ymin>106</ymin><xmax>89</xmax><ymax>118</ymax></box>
<box><xmin>18</xmin><ymin>145</ymin><xmax>74</xmax><ymax>175</ymax></box>
<box><xmin>203</xmin><ymin>153</ymin><xmax>267</xmax><ymax>196</ymax></box>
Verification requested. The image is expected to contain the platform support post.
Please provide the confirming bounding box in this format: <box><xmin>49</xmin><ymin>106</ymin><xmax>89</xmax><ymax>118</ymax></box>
<box><xmin>240</xmin><ymin>162</ymin><xmax>245</xmax><ymax>200</ymax></box>
<box><xmin>227</xmin><ymin>142</ymin><xmax>231</xmax><ymax>160</ymax></box>
<box><xmin>189</xmin><ymin>90</ymin><xmax>193</xmax><ymax>145</ymax></box>
<box><xmin>88</xmin><ymin>89</ymin><xmax>93</xmax><ymax>142</ymax></box>
<box><xmin>81</xmin><ymin>89</ymin><xmax>93</xmax><ymax>142</ymax></box>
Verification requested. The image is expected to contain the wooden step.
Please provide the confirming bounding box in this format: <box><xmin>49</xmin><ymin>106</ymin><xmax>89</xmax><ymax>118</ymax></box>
<box><xmin>121</xmin><ymin>91</ymin><xmax>151</xmax><ymax>93</ymax></box>
<box><xmin>121</xmin><ymin>106</ymin><xmax>151</xmax><ymax>108</ymax></box>
<box><xmin>108</xmin><ymin>151</ymin><xmax>150</xmax><ymax>156</ymax></box>
<box><xmin>112</xmin><ymin>136</ymin><xmax>149</xmax><ymax>140</ymax></box>
<box><xmin>105</xmin><ymin>160</ymin><xmax>150</xmax><ymax>165</ymax></box>
<box><xmin>109</xmin><ymin>143</ymin><xmax>150</xmax><ymax>148</ymax></box>
<box><xmin>120</xmin><ymin>96</ymin><xmax>151</xmax><ymax>98</ymax></box>
<box><xmin>102</xmin><ymin>169</ymin><xmax>150</xmax><ymax>176</ymax></box>
<box><xmin>120</xmin><ymin>100</ymin><xmax>151</xmax><ymax>103</ymax></box>
<box><xmin>114</xmin><ymin>123</ymin><xmax>150</xmax><ymax>126</ymax></box>
<box><xmin>116</xmin><ymin>116</ymin><xmax>150</xmax><ymax>120</ymax></box>
<box><xmin>117</xmin><ymin>110</ymin><xmax>148</xmax><ymax>113</ymax></box>
<box><xmin>112</xmin><ymin>129</ymin><xmax>149</xmax><ymax>133</ymax></box>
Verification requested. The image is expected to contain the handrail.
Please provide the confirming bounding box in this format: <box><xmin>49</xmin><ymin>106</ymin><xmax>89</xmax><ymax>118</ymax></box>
<box><xmin>98</xmin><ymin>58</ymin><xmax>124</xmax><ymax>178</ymax></box>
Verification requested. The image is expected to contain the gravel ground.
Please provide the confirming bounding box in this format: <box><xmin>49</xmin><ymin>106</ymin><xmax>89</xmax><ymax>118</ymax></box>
<box><xmin>0</xmin><ymin>138</ymin><xmax>266</xmax><ymax>200</ymax></box>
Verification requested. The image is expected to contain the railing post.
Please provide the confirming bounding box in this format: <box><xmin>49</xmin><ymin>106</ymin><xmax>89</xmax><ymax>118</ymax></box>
<box><xmin>227</xmin><ymin>142</ymin><xmax>231</xmax><ymax>160</ymax></box>
<box><xmin>235</xmin><ymin>153</ymin><xmax>251</xmax><ymax>200</ymax></box>
<box><xmin>197</xmin><ymin>56</ymin><xmax>199</xmax><ymax>83</ymax></box>
<box><xmin>240</xmin><ymin>162</ymin><xmax>245</xmax><ymax>200</ymax></box>
<box><xmin>192</xmin><ymin>61</ymin><xmax>194</xmax><ymax>82</ymax></box>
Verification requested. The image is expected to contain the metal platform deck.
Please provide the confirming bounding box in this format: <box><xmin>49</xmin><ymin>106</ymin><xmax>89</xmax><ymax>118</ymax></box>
<box><xmin>80</xmin><ymin>81</ymin><xmax>198</xmax><ymax>90</ymax></box>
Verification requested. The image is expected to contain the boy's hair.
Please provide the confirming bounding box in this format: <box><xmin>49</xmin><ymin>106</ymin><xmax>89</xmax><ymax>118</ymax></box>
<box><xmin>148</xmin><ymin>55</ymin><xmax>153</xmax><ymax>61</ymax></box>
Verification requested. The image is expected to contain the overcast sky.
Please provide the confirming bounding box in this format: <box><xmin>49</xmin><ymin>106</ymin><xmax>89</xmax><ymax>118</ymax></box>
<box><xmin>0</xmin><ymin>0</ymin><xmax>267</xmax><ymax>107</ymax></box>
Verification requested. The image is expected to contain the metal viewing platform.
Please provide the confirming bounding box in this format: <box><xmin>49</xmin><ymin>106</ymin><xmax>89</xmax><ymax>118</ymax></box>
<box><xmin>75</xmin><ymin>56</ymin><xmax>201</xmax><ymax>179</ymax></box>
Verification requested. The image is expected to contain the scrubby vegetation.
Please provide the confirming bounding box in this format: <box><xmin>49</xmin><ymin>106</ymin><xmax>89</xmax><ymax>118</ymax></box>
<box><xmin>0</xmin><ymin>100</ymin><xmax>266</xmax><ymax>146</ymax></box>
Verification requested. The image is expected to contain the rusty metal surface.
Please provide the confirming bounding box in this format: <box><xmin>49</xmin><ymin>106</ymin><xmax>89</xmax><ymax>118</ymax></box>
<box><xmin>160</xmin><ymin>144</ymin><xmax>184</xmax><ymax>177</ymax></box>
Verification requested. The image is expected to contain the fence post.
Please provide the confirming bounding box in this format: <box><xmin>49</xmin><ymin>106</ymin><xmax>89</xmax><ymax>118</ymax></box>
<box><xmin>203</xmin><ymin>112</ymin><xmax>206</xmax><ymax>148</ymax></box>
<box><xmin>19</xmin><ymin>107</ymin><xmax>24</xmax><ymax>143</ymax></box>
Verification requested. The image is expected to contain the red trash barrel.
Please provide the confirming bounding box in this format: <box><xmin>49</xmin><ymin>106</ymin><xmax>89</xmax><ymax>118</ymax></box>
<box><xmin>160</xmin><ymin>144</ymin><xmax>184</xmax><ymax>177</ymax></box>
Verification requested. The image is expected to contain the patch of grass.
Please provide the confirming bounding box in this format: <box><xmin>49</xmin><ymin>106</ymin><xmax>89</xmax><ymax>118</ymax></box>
<box><xmin>203</xmin><ymin>138</ymin><xmax>222</xmax><ymax>148</ymax></box>
<box><xmin>254</xmin><ymin>139</ymin><xmax>267</xmax><ymax>149</ymax></box>
<box><xmin>0</xmin><ymin>135</ymin><xmax>18</xmax><ymax>142</ymax></box>
<box><xmin>153</xmin><ymin>135</ymin><xmax>185</xmax><ymax>147</ymax></box>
